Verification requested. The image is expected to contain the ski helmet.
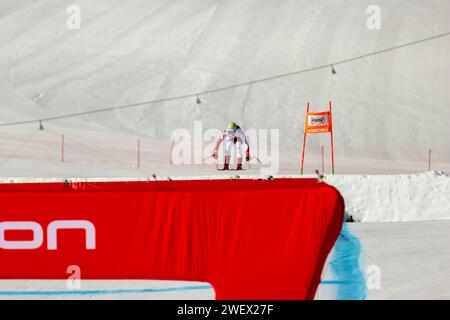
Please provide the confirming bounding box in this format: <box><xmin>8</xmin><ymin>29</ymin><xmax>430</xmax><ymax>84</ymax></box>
<box><xmin>227</xmin><ymin>122</ymin><xmax>237</xmax><ymax>130</ymax></box>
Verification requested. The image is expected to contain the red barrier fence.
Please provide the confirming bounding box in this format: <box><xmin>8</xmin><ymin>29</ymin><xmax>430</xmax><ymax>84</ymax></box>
<box><xmin>0</xmin><ymin>178</ymin><xmax>344</xmax><ymax>299</ymax></box>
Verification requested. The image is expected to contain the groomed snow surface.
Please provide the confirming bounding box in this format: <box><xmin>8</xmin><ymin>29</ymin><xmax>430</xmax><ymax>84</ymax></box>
<box><xmin>0</xmin><ymin>0</ymin><xmax>449</xmax><ymax>300</ymax></box>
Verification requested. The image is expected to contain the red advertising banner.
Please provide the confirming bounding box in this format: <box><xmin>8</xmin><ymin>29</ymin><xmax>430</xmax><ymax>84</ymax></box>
<box><xmin>0</xmin><ymin>178</ymin><xmax>344</xmax><ymax>300</ymax></box>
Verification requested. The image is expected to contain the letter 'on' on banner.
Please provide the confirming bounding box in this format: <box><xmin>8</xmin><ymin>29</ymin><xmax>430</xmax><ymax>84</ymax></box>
<box><xmin>300</xmin><ymin>101</ymin><xmax>335</xmax><ymax>175</ymax></box>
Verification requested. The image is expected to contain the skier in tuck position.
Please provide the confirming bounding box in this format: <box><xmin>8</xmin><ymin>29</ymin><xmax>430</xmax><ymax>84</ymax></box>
<box><xmin>211</xmin><ymin>122</ymin><xmax>250</xmax><ymax>170</ymax></box>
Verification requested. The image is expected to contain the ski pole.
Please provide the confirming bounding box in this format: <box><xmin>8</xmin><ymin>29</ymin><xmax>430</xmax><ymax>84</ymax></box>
<box><xmin>204</xmin><ymin>155</ymin><xmax>220</xmax><ymax>170</ymax></box>
<box><xmin>252</xmin><ymin>156</ymin><xmax>263</xmax><ymax>164</ymax></box>
<box><xmin>203</xmin><ymin>155</ymin><xmax>215</xmax><ymax>161</ymax></box>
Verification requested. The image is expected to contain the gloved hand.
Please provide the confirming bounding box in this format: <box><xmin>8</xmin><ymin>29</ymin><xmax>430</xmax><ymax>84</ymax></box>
<box><xmin>246</xmin><ymin>149</ymin><xmax>250</xmax><ymax>162</ymax></box>
<box><xmin>211</xmin><ymin>150</ymin><xmax>218</xmax><ymax>160</ymax></box>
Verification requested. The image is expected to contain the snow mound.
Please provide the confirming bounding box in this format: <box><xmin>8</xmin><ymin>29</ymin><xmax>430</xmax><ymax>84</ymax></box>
<box><xmin>2</xmin><ymin>172</ymin><xmax>449</xmax><ymax>223</ymax></box>
<box><xmin>327</xmin><ymin>171</ymin><xmax>450</xmax><ymax>222</ymax></box>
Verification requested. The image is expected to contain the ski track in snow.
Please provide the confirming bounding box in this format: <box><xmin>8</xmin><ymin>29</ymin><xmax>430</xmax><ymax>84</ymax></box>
<box><xmin>322</xmin><ymin>224</ymin><xmax>367</xmax><ymax>300</ymax></box>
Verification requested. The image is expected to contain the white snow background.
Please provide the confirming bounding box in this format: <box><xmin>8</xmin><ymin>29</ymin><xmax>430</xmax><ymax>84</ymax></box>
<box><xmin>0</xmin><ymin>0</ymin><xmax>449</xmax><ymax>299</ymax></box>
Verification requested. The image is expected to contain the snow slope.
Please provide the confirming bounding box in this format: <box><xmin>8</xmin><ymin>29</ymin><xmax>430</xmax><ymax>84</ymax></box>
<box><xmin>0</xmin><ymin>0</ymin><xmax>449</xmax><ymax>176</ymax></box>
<box><xmin>0</xmin><ymin>0</ymin><xmax>450</xmax><ymax>301</ymax></box>
<box><xmin>316</xmin><ymin>220</ymin><xmax>450</xmax><ymax>300</ymax></box>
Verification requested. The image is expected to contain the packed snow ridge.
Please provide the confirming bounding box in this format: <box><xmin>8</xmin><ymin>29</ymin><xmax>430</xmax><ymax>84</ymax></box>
<box><xmin>2</xmin><ymin>171</ymin><xmax>450</xmax><ymax>223</ymax></box>
<box><xmin>326</xmin><ymin>171</ymin><xmax>450</xmax><ymax>222</ymax></box>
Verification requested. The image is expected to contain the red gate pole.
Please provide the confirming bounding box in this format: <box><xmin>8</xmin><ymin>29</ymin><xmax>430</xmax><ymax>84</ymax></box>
<box><xmin>329</xmin><ymin>101</ymin><xmax>335</xmax><ymax>175</ymax></box>
<box><xmin>300</xmin><ymin>102</ymin><xmax>310</xmax><ymax>175</ymax></box>
<box><xmin>137</xmin><ymin>139</ymin><xmax>141</xmax><ymax>169</ymax></box>
<box><xmin>428</xmin><ymin>149</ymin><xmax>431</xmax><ymax>171</ymax></box>
<box><xmin>322</xmin><ymin>145</ymin><xmax>325</xmax><ymax>174</ymax></box>
<box><xmin>61</xmin><ymin>134</ymin><xmax>64</xmax><ymax>163</ymax></box>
